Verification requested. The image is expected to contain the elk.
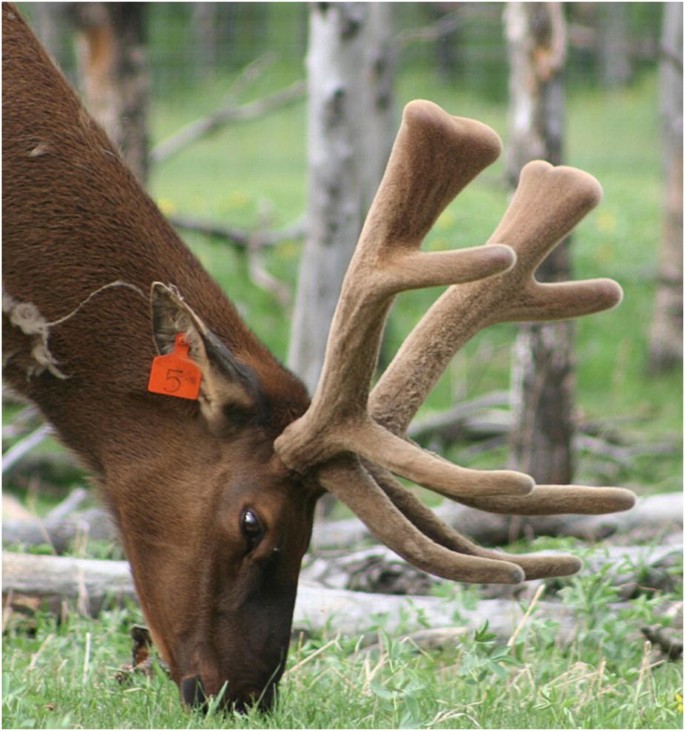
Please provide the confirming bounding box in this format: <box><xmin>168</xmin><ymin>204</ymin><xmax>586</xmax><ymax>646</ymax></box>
<box><xmin>3</xmin><ymin>3</ymin><xmax>635</xmax><ymax>714</ymax></box>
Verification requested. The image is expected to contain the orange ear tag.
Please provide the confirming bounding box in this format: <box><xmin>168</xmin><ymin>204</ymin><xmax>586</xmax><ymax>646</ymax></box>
<box><xmin>148</xmin><ymin>334</ymin><xmax>202</xmax><ymax>400</ymax></box>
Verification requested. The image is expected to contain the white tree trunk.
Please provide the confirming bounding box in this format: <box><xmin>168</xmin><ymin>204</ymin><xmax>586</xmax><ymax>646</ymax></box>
<box><xmin>504</xmin><ymin>2</ymin><xmax>575</xmax><ymax>487</ymax></box>
<box><xmin>648</xmin><ymin>2</ymin><xmax>683</xmax><ymax>373</ymax></box>
<box><xmin>288</xmin><ymin>3</ymin><xmax>395</xmax><ymax>392</ymax></box>
<box><xmin>73</xmin><ymin>3</ymin><xmax>150</xmax><ymax>183</ymax></box>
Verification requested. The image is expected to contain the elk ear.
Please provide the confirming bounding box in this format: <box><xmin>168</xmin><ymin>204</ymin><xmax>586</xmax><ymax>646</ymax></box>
<box><xmin>149</xmin><ymin>282</ymin><xmax>260</xmax><ymax>431</ymax></box>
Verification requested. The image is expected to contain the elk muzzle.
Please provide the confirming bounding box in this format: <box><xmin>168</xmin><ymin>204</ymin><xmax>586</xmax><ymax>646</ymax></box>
<box><xmin>179</xmin><ymin>671</ymin><xmax>277</xmax><ymax>714</ymax></box>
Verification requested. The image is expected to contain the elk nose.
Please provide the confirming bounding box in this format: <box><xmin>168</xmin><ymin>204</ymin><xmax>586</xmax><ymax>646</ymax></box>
<box><xmin>180</xmin><ymin>674</ymin><xmax>207</xmax><ymax>708</ymax></box>
<box><xmin>181</xmin><ymin>674</ymin><xmax>276</xmax><ymax>714</ymax></box>
<box><xmin>232</xmin><ymin>685</ymin><xmax>275</xmax><ymax>714</ymax></box>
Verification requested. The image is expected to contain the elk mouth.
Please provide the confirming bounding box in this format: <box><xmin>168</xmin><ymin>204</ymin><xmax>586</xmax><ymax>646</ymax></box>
<box><xmin>179</xmin><ymin>674</ymin><xmax>276</xmax><ymax>714</ymax></box>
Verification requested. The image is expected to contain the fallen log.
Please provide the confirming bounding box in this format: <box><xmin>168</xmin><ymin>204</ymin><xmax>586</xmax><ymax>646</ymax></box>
<box><xmin>2</xmin><ymin>552</ymin><xmax>137</xmax><ymax>617</ymax></box>
<box><xmin>293</xmin><ymin>582</ymin><xmax>577</xmax><ymax>641</ymax></box>
<box><xmin>2</xmin><ymin>507</ymin><xmax>117</xmax><ymax>554</ymax></box>
<box><xmin>311</xmin><ymin>492</ymin><xmax>683</xmax><ymax>549</ymax></box>
<box><xmin>3</xmin><ymin>546</ymin><xmax>678</xmax><ymax>644</ymax></box>
<box><xmin>0</xmin><ymin>552</ymin><xmax>565</xmax><ymax>640</ymax></box>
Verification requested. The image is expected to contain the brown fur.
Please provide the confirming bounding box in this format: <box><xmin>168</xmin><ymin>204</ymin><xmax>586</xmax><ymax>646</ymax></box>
<box><xmin>3</xmin><ymin>3</ymin><xmax>316</xmax><ymax>711</ymax></box>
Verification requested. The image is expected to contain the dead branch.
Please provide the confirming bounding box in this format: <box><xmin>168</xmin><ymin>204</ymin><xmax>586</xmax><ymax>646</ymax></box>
<box><xmin>150</xmin><ymin>79</ymin><xmax>306</xmax><ymax>164</ymax></box>
<box><xmin>221</xmin><ymin>53</ymin><xmax>278</xmax><ymax>104</ymax></box>
<box><xmin>245</xmin><ymin>200</ymin><xmax>296</xmax><ymax>308</ymax></box>
<box><xmin>168</xmin><ymin>213</ymin><xmax>306</xmax><ymax>251</ymax></box>
<box><xmin>396</xmin><ymin>10</ymin><xmax>463</xmax><ymax>47</ymax></box>
<box><xmin>576</xmin><ymin>434</ymin><xmax>680</xmax><ymax>466</ymax></box>
<box><xmin>3</xmin><ymin>451</ymin><xmax>85</xmax><ymax>491</ymax></box>
<box><xmin>169</xmin><ymin>213</ymin><xmax>305</xmax><ymax>305</ymax></box>
<box><xmin>3</xmin><ymin>406</ymin><xmax>84</xmax><ymax>487</ymax></box>
<box><xmin>407</xmin><ymin>398</ymin><xmax>679</xmax><ymax>469</ymax></box>
<box><xmin>1</xmin><ymin>402</ymin><xmax>43</xmax><ymax>440</ymax></box>
<box><xmin>246</xmin><ymin>242</ymin><xmax>292</xmax><ymax>308</ymax></box>
<box><xmin>168</xmin><ymin>214</ymin><xmax>256</xmax><ymax>248</ymax></box>
<box><xmin>407</xmin><ymin>391</ymin><xmax>510</xmax><ymax>444</ymax></box>
<box><xmin>2</xmin><ymin>423</ymin><xmax>53</xmax><ymax>474</ymax></box>
<box><xmin>45</xmin><ymin>487</ymin><xmax>89</xmax><ymax>522</ymax></box>
<box><xmin>396</xmin><ymin>6</ymin><xmax>498</xmax><ymax>49</ymax></box>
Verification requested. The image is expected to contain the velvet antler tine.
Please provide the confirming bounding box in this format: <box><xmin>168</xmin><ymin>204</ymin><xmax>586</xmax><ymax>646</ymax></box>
<box><xmin>367</xmin><ymin>157</ymin><xmax>633</xmax><ymax>521</ymax></box>
<box><xmin>339</xmin><ymin>419</ymin><xmax>533</xmax><ymax>498</ymax></box>
<box><xmin>318</xmin><ymin>457</ymin><xmax>525</xmax><ymax>585</ymax></box>
<box><xmin>370</xmin><ymin>464</ymin><xmax>582</xmax><ymax>579</ymax></box>
<box><xmin>505</xmin><ymin>278</ymin><xmax>623</xmax><ymax>323</ymax></box>
<box><xmin>456</xmin><ymin>485</ymin><xmax>636</xmax><ymax>516</ymax></box>
<box><xmin>489</xmin><ymin>162</ymin><xmax>603</xmax><ymax>272</ymax></box>
<box><xmin>305</xmin><ymin>101</ymin><xmax>509</xmax><ymax>421</ymax></box>
<box><xmin>360</xmin><ymin>100</ymin><xmax>503</xmax><ymax>245</ymax></box>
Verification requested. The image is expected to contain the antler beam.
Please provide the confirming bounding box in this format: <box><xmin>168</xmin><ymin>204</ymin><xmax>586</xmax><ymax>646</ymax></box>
<box><xmin>277</xmin><ymin>102</ymin><xmax>534</xmax><ymax>500</ymax></box>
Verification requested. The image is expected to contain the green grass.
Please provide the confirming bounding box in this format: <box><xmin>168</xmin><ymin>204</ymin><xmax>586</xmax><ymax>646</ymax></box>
<box><xmin>3</xmin><ymin>550</ymin><xmax>682</xmax><ymax>729</ymax></box>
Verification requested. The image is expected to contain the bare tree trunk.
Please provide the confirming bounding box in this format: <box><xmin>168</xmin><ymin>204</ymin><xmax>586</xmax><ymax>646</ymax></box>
<box><xmin>288</xmin><ymin>2</ymin><xmax>396</xmax><ymax>393</ymax></box>
<box><xmin>360</xmin><ymin>3</ymin><xmax>396</xmax><ymax>212</ymax></box>
<box><xmin>191</xmin><ymin>3</ymin><xmax>219</xmax><ymax>79</ymax></box>
<box><xmin>597</xmin><ymin>2</ymin><xmax>633</xmax><ymax>88</ymax></box>
<box><xmin>648</xmin><ymin>2</ymin><xmax>683</xmax><ymax>373</ymax></box>
<box><xmin>429</xmin><ymin>2</ymin><xmax>463</xmax><ymax>80</ymax></box>
<box><xmin>72</xmin><ymin>3</ymin><xmax>150</xmax><ymax>183</ymax></box>
<box><xmin>505</xmin><ymin>2</ymin><xmax>576</xmax><ymax>486</ymax></box>
<box><xmin>30</xmin><ymin>3</ymin><xmax>72</xmax><ymax>71</ymax></box>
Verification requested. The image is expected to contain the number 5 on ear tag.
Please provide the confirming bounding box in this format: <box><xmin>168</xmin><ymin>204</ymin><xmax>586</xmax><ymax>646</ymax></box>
<box><xmin>148</xmin><ymin>334</ymin><xmax>202</xmax><ymax>400</ymax></box>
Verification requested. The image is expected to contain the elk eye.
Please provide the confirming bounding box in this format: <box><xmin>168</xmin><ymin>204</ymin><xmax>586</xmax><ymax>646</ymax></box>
<box><xmin>240</xmin><ymin>509</ymin><xmax>263</xmax><ymax>551</ymax></box>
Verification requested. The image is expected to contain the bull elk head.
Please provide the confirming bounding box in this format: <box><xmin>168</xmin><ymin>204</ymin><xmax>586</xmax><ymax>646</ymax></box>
<box><xmin>2</xmin><ymin>3</ymin><xmax>634</xmax><ymax>714</ymax></box>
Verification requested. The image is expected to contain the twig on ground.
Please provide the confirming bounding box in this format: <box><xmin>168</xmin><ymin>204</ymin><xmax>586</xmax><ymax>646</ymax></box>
<box><xmin>507</xmin><ymin>582</ymin><xmax>546</xmax><ymax>647</ymax></box>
